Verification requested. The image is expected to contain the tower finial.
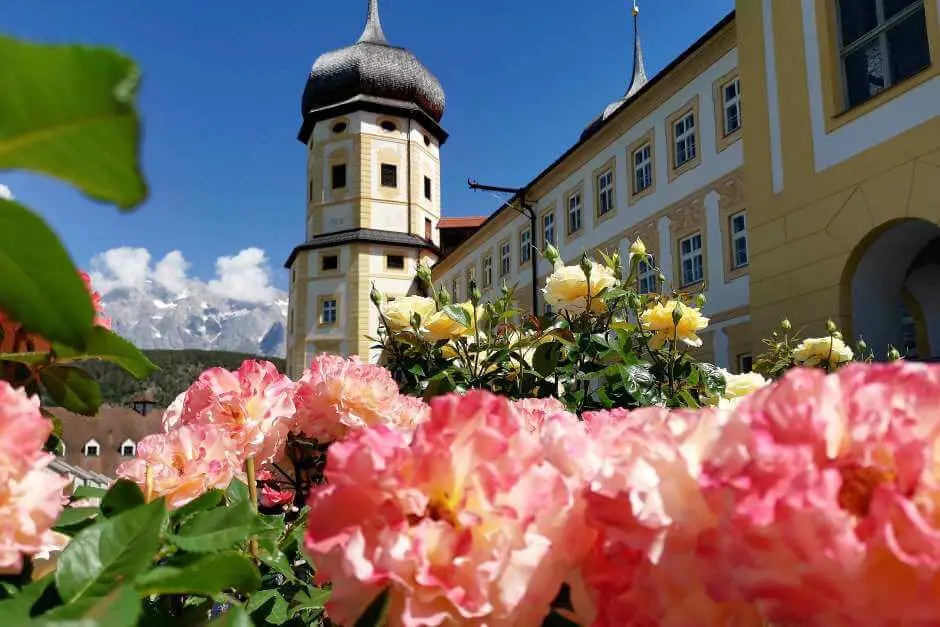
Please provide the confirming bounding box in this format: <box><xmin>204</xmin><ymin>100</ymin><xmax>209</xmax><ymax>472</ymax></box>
<box><xmin>358</xmin><ymin>0</ymin><xmax>388</xmax><ymax>44</ymax></box>
<box><xmin>625</xmin><ymin>1</ymin><xmax>648</xmax><ymax>99</ymax></box>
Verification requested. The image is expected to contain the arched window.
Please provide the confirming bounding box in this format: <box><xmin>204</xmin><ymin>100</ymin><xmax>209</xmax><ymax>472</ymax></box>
<box><xmin>120</xmin><ymin>439</ymin><xmax>136</xmax><ymax>457</ymax></box>
<box><xmin>83</xmin><ymin>439</ymin><xmax>100</xmax><ymax>458</ymax></box>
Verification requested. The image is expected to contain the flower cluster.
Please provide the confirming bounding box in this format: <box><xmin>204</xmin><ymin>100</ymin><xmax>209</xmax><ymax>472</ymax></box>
<box><xmin>0</xmin><ymin>381</ymin><xmax>68</xmax><ymax>574</ymax></box>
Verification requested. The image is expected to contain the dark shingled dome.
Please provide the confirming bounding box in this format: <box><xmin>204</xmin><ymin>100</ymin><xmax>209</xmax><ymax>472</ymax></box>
<box><xmin>301</xmin><ymin>0</ymin><xmax>445</xmax><ymax>123</ymax></box>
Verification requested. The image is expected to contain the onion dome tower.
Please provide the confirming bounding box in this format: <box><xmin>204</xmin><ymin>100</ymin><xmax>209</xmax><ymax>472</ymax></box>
<box><xmin>581</xmin><ymin>1</ymin><xmax>649</xmax><ymax>140</ymax></box>
<box><xmin>286</xmin><ymin>0</ymin><xmax>447</xmax><ymax>372</ymax></box>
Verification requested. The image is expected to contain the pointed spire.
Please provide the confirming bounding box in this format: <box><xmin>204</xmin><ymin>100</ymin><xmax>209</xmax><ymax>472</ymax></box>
<box><xmin>625</xmin><ymin>1</ymin><xmax>649</xmax><ymax>99</ymax></box>
<box><xmin>358</xmin><ymin>0</ymin><xmax>388</xmax><ymax>44</ymax></box>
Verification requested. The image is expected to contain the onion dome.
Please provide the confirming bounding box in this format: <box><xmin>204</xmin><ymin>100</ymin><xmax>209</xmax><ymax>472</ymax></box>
<box><xmin>581</xmin><ymin>2</ymin><xmax>649</xmax><ymax>141</ymax></box>
<box><xmin>301</xmin><ymin>0</ymin><xmax>446</xmax><ymax>125</ymax></box>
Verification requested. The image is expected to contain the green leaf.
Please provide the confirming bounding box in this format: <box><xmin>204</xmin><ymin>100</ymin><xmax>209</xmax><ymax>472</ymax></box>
<box><xmin>99</xmin><ymin>480</ymin><xmax>145</xmax><ymax>518</ymax></box>
<box><xmin>53</xmin><ymin>507</ymin><xmax>100</xmax><ymax>532</ymax></box>
<box><xmin>0</xmin><ymin>200</ymin><xmax>94</xmax><ymax>350</ymax></box>
<box><xmin>36</xmin><ymin>585</ymin><xmax>140</xmax><ymax>627</ymax></box>
<box><xmin>169</xmin><ymin>498</ymin><xmax>256</xmax><ymax>553</ymax></box>
<box><xmin>211</xmin><ymin>605</ymin><xmax>253</xmax><ymax>627</ymax></box>
<box><xmin>0</xmin><ymin>575</ymin><xmax>53</xmax><ymax>622</ymax></box>
<box><xmin>56</xmin><ymin>498</ymin><xmax>167</xmax><ymax>604</ymax></box>
<box><xmin>697</xmin><ymin>361</ymin><xmax>727</xmax><ymax>396</ymax></box>
<box><xmin>54</xmin><ymin>327</ymin><xmax>158</xmax><ymax>380</ymax></box>
<box><xmin>171</xmin><ymin>489</ymin><xmax>224</xmax><ymax>523</ymax></box>
<box><xmin>135</xmin><ymin>552</ymin><xmax>260</xmax><ymax>597</ymax></box>
<box><xmin>0</xmin><ymin>37</ymin><xmax>147</xmax><ymax>209</ymax></box>
<box><xmin>0</xmin><ymin>352</ymin><xmax>50</xmax><ymax>366</ymax></box>
<box><xmin>70</xmin><ymin>486</ymin><xmax>107</xmax><ymax>502</ymax></box>
<box><xmin>247</xmin><ymin>589</ymin><xmax>289</xmax><ymax>625</ymax></box>
<box><xmin>441</xmin><ymin>304</ymin><xmax>472</xmax><ymax>329</ymax></box>
<box><xmin>355</xmin><ymin>588</ymin><xmax>390</xmax><ymax>627</ymax></box>
<box><xmin>532</xmin><ymin>341</ymin><xmax>562</xmax><ymax>377</ymax></box>
<box><xmin>40</xmin><ymin>365</ymin><xmax>102</xmax><ymax>416</ymax></box>
<box><xmin>226</xmin><ymin>480</ymin><xmax>249</xmax><ymax>505</ymax></box>
<box><xmin>290</xmin><ymin>587</ymin><xmax>330</xmax><ymax>616</ymax></box>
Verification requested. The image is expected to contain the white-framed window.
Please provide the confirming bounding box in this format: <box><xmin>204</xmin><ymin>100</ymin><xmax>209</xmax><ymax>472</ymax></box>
<box><xmin>596</xmin><ymin>169</ymin><xmax>615</xmax><ymax>216</ymax></box>
<box><xmin>837</xmin><ymin>0</ymin><xmax>930</xmax><ymax>109</ymax></box>
<box><xmin>680</xmin><ymin>233</ymin><xmax>704</xmax><ymax>286</ymax></box>
<box><xmin>120</xmin><ymin>439</ymin><xmax>136</xmax><ymax>457</ymax></box>
<box><xmin>543</xmin><ymin>212</ymin><xmax>555</xmax><ymax>247</ymax></box>
<box><xmin>84</xmin><ymin>439</ymin><xmax>100</xmax><ymax>458</ymax></box>
<box><xmin>567</xmin><ymin>192</ymin><xmax>582</xmax><ymax>234</ymax></box>
<box><xmin>633</xmin><ymin>143</ymin><xmax>653</xmax><ymax>194</ymax></box>
<box><xmin>321</xmin><ymin>298</ymin><xmax>337</xmax><ymax>325</ymax></box>
<box><xmin>501</xmin><ymin>241</ymin><xmax>512</xmax><ymax>276</ymax></box>
<box><xmin>638</xmin><ymin>255</ymin><xmax>658</xmax><ymax>295</ymax></box>
<box><xmin>673</xmin><ymin>111</ymin><xmax>697</xmax><ymax>168</ymax></box>
<box><xmin>730</xmin><ymin>211</ymin><xmax>749</xmax><ymax>269</ymax></box>
<box><xmin>452</xmin><ymin>277</ymin><xmax>460</xmax><ymax>301</ymax></box>
<box><xmin>721</xmin><ymin>77</ymin><xmax>742</xmax><ymax>136</ymax></box>
<box><xmin>482</xmin><ymin>255</ymin><xmax>493</xmax><ymax>288</ymax></box>
<box><xmin>519</xmin><ymin>229</ymin><xmax>531</xmax><ymax>265</ymax></box>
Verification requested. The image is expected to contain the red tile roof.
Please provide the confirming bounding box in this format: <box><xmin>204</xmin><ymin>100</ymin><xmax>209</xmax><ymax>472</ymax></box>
<box><xmin>438</xmin><ymin>217</ymin><xmax>486</xmax><ymax>229</ymax></box>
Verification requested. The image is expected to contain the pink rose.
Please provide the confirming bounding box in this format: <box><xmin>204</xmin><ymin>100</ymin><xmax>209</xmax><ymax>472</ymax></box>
<box><xmin>260</xmin><ymin>485</ymin><xmax>295</xmax><ymax>508</ymax></box>
<box><xmin>511</xmin><ymin>397</ymin><xmax>571</xmax><ymax>435</ymax></box>
<box><xmin>305</xmin><ymin>391</ymin><xmax>589</xmax><ymax>626</ymax></box>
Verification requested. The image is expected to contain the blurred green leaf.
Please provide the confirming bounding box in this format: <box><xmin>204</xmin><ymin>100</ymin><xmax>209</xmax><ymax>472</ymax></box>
<box><xmin>211</xmin><ymin>605</ymin><xmax>253</xmax><ymax>627</ymax></box>
<box><xmin>56</xmin><ymin>498</ymin><xmax>166</xmax><ymax>604</ymax></box>
<box><xmin>135</xmin><ymin>553</ymin><xmax>260</xmax><ymax>597</ymax></box>
<box><xmin>54</xmin><ymin>327</ymin><xmax>158</xmax><ymax>380</ymax></box>
<box><xmin>0</xmin><ymin>352</ymin><xmax>50</xmax><ymax>365</ymax></box>
<box><xmin>40</xmin><ymin>365</ymin><xmax>101</xmax><ymax>416</ymax></box>
<box><xmin>533</xmin><ymin>341</ymin><xmax>562</xmax><ymax>378</ymax></box>
<box><xmin>36</xmin><ymin>584</ymin><xmax>140</xmax><ymax>627</ymax></box>
<box><xmin>0</xmin><ymin>575</ymin><xmax>53</xmax><ymax>622</ymax></box>
<box><xmin>247</xmin><ymin>589</ymin><xmax>289</xmax><ymax>625</ymax></box>
<box><xmin>0</xmin><ymin>200</ymin><xmax>94</xmax><ymax>350</ymax></box>
<box><xmin>226</xmin><ymin>480</ymin><xmax>249</xmax><ymax>505</ymax></box>
<box><xmin>441</xmin><ymin>304</ymin><xmax>472</xmax><ymax>329</ymax></box>
<box><xmin>70</xmin><ymin>486</ymin><xmax>107</xmax><ymax>501</ymax></box>
<box><xmin>0</xmin><ymin>37</ymin><xmax>146</xmax><ymax>208</ymax></box>
<box><xmin>169</xmin><ymin>499</ymin><xmax>256</xmax><ymax>553</ymax></box>
<box><xmin>99</xmin><ymin>480</ymin><xmax>145</xmax><ymax>518</ymax></box>
<box><xmin>171</xmin><ymin>489</ymin><xmax>224</xmax><ymax>523</ymax></box>
<box><xmin>53</xmin><ymin>507</ymin><xmax>100</xmax><ymax>533</ymax></box>
<box><xmin>290</xmin><ymin>587</ymin><xmax>330</xmax><ymax>616</ymax></box>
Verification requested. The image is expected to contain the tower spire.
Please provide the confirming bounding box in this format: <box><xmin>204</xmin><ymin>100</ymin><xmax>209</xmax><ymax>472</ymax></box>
<box><xmin>625</xmin><ymin>1</ymin><xmax>648</xmax><ymax>99</ymax></box>
<box><xmin>358</xmin><ymin>0</ymin><xmax>388</xmax><ymax>44</ymax></box>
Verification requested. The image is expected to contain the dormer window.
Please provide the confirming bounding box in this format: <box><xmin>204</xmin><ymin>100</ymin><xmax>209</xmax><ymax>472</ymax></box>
<box><xmin>120</xmin><ymin>439</ymin><xmax>136</xmax><ymax>457</ymax></box>
<box><xmin>84</xmin><ymin>439</ymin><xmax>100</xmax><ymax>458</ymax></box>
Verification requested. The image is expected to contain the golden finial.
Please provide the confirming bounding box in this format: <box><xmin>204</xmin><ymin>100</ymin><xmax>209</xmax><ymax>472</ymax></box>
<box><xmin>632</xmin><ymin>1</ymin><xmax>640</xmax><ymax>17</ymax></box>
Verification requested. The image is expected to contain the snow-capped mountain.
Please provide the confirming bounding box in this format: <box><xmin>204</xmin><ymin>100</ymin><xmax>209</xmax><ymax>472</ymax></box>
<box><xmin>100</xmin><ymin>280</ymin><xmax>288</xmax><ymax>357</ymax></box>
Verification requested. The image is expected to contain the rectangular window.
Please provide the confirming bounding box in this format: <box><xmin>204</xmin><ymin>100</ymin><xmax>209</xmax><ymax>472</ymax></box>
<box><xmin>520</xmin><ymin>229</ymin><xmax>532</xmax><ymax>264</ymax></box>
<box><xmin>425</xmin><ymin>218</ymin><xmax>433</xmax><ymax>240</ymax></box>
<box><xmin>321</xmin><ymin>254</ymin><xmax>338</xmax><ymax>272</ymax></box>
<box><xmin>567</xmin><ymin>192</ymin><xmax>582</xmax><ymax>234</ymax></box>
<box><xmin>673</xmin><ymin>111</ymin><xmax>697</xmax><ymax>168</ymax></box>
<box><xmin>321</xmin><ymin>299</ymin><xmax>337</xmax><ymax>325</ymax></box>
<box><xmin>424</xmin><ymin>176</ymin><xmax>432</xmax><ymax>201</ymax></box>
<box><xmin>331</xmin><ymin>163</ymin><xmax>347</xmax><ymax>190</ymax></box>
<box><xmin>482</xmin><ymin>255</ymin><xmax>493</xmax><ymax>288</ymax></box>
<box><xmin>633</xmin><ymin>143</ymin><xmax>653</xmax><ymax>194</ymax></box>
<box><xmin>387</xmin><ymin>254</ymin><xmax>405</xmax><ymax>271</ymax></box>
<box><xmin>738</xmin><ymin>353</ymin><xmax>754</xmax><ymax>373</ymax></box>
<box><xmin>380</xmin><ymin>163</ymin><xmax>398</xmax><ymax>188</ymax></box>
<box><xmin>638</xmin><ymin>255</ymin><xmax>658</xmax><ymax>295</ymax></box>
<box><xmin>722</xmin><ymin>77</ymin><xmax>742</xmax><ymax>136</ymax></box>
<box><xmin>596</xmin><ymin>169</ymin><xmax>615</xmax><ymax>216</ymax></box>
<box><xmin>501</xmin><ymin>241</ymin><xmax>512</xmax><ymax>276</ymax></box>
<box><xmin>680</xmin><ymin>233</ymin><xmax>704</xmax><ymax>286</ymax></box>
<box><xmin>838</xmin><ymin>0</ymin><xmax>930</xmax><ymax>109</ymax></box>
<box><xmin>542</xmin><ymin>211</ymin><xmax>555</xmax><ymax>247</ymax></box>
<box><xmin>452</xmin><ymin>277</ymin><xmax>460</xmax><ymax>301</ymax></box>
<box><xmin>730</xmin><ymin>211</ymin><xmax>749</xmax><ymax>269</ymax></box>
<box><xmin>466</xmin><ymin>265</ymin><xmax>476</xmax><ymax>290</ymax></box>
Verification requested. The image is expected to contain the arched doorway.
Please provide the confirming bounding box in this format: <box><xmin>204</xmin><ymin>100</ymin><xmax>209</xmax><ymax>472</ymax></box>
<box><xmin>845</xmin><ymin>218</ymin><xmax>940</xmax><ymax>360</ymax></box>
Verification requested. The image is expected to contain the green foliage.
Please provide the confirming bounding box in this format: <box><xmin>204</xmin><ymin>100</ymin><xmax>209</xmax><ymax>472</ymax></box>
<box><xmin>54</xmin><ymin>326</ymin><xmax>159</xmax><ymax>380</ymax></box>
<box><xmin>135</xmin><ymin>553</ymin><xmax>260</xmax><ymax>596</ymax></box>
<box><xmin>99</xmin><ymin>480</ymin><xmax>145</xmax><ymax>518</ymax></box>
<box><xmin>38</xmin><ymin>585</ymin><xmax>141</xmax><ymax>627</ymax></box>
<box><xmin>169</xmin><ymin>498</ymin><xmax>258</xmax><ymax>553</ymax></box>
<box><xmin>39</xmin><ymin>366</ymin><xmax>101</xmax><ymax>416</ymax></box>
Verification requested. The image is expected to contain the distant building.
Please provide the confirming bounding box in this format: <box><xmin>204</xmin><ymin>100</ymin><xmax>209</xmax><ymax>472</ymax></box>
<box><xmin>49</xmin><ymin>393</ymin><xmax>164</xmax><ymax>479</ymax></box>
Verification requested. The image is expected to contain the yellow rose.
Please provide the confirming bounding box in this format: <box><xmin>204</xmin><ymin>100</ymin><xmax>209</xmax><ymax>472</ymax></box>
<box><xmin>380</xmin><ymin>296</ymin><xmax>437</xmax><ymax>331</ymax></box>
<box><xmin>543</xmin><ymin>262</ymin><xmax>618</xmax><ymax>315</ymax></box>
<box><xmin>723</xmin><ymin>369</ymin><xmax>769</xmax><ymax>398</ymax></box>
<box><xmin>793</xmin><ymin>336</ymin><xmax>854</xmax><ymax>367</ymax></box>
<box><xmin>422</xmin><ymin>302</ymin><xmax>480</xmax><ymax>342</ymax></box>
<box><xmin>639</xmin><ymin>300</ymin><xmax>709</xmax><ymax>349</ymax></box>
<box><xmin>629</xmin><ymin>238</ymin><xmax>647</xmax><ymax>257</ymax></box>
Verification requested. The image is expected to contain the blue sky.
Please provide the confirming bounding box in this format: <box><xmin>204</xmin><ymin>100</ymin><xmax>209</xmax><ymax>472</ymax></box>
<box><xmin>4</xmin><ymin>0</ymin><xmax>734</xmax><ymax>292</ymax></box>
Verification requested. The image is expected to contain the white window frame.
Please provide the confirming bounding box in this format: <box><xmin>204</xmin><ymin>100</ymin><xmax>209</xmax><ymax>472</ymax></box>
<box><xmin>501</xmin><ymin>241</ymin><xmax>512</xmax><ymax>276</ymax></box>
<box><xmin>638</xmin><ymin>255</ymin><xmax>658</xmax><ymax>295</ymax></box>
<box><xmin>84</xmin><ymin>439</ymin><xmax>100</xmax><ymax>458</ymax></box>
<box><xmin>120</xmin><ymin>438</ymin><xmax>136</xmax><ymax>457</ymax></box>
<box><xmin>519</xmin><ymin>229</ymin><xmax>531</xmax><ymax>265</ymax></box>
<box><xmin>722</xmin><ymin>77</ymin><xmax>742</xmax><ymax>136</ymax></box>
<box><xmin>836</xmin><ymin>0</ymin><xmax>928</xmax><ymax>107</ymax></box>
<box><xmin>730</xmin><ymin>211</ymin><xmax>749</xmax><ymax>269</ymax></box>
<box><xmin>321</xmin><ymin>298</ymin><xmax>337</xmax><ymax>325</ymax></box>
<box><xmin>674</xmin><ymin>111</ymin><xmax>697</xmax><ymax>168</ymax></box>
<box><xmin>633</xmin><ymin>143</ymin><xmax>653</xmax><ymax>194</ymax></box>
<box><xmin>679</xmin><ymin>232</ymin><xmax>704</xmax><ymax>286</ymax></box>
<box><xmin>567</xmin><ymin>192</ymin><xmax>582</xmax><ymax>234</ymax></box>
<box><xmin>482</xmin><ymin>255</ymin><xmax>493</xmax><ymax>288</ymax></box>
<box><xmin>596</xmin><ymin>169</ymin><xmax>615</xmax><ymax>216</ymax></box>
<box><xmin>542</xmin><ymin>212</ymin><xmax>555</xmax><ymax>248</ymax></box>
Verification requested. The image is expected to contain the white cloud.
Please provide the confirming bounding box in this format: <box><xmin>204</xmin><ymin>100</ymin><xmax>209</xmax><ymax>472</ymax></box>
<box><xmin>208</xmin><ymin>248</ymin><xmax>279</xmax><ymax>303</ymax></box>
<box><xmin>89</xmin><ymin>246</ymin><xmax>281</xmax><ymax>304</ymax></box>
<box><xmin>0</xmin><ymin>184</ymin><xmax>13</xmax><ymax>201</ymax></box>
